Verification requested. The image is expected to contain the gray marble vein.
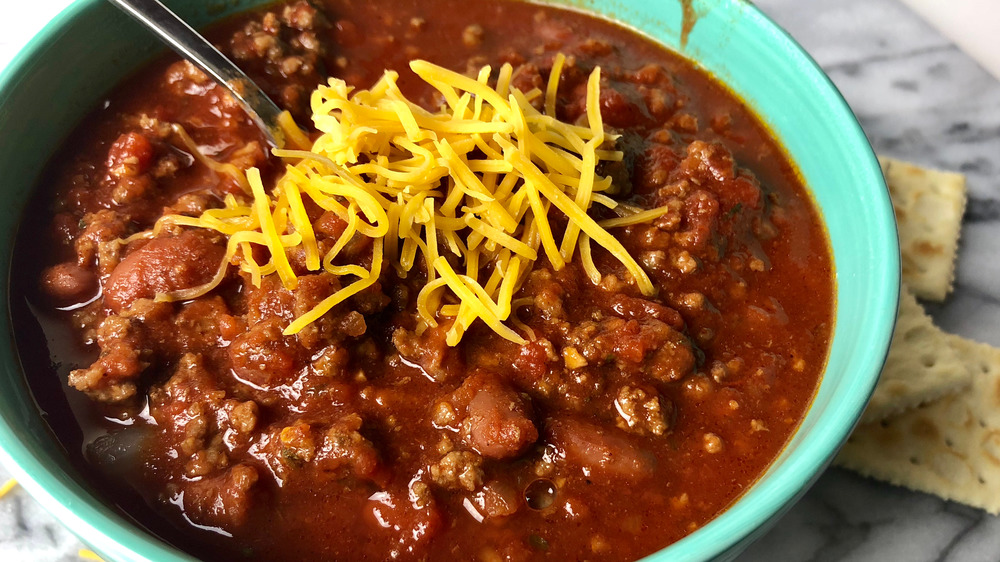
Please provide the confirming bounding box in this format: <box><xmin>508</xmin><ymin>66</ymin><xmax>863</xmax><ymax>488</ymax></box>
<box><xmin>0</xmin><ymin>474</ymin><xmax>83</xmax><ymax>561</ymax></box>
<box><xmin>1</xmin><ymin>0</ymin><xmax>999</xmax><ymax>560</ymax></box>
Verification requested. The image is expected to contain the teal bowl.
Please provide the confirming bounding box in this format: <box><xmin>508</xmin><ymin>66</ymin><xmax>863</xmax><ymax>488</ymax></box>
<box><xmin>0</xmin><ymin>0</ymin><xmax>899</xmax><ymax>560</ymax></box>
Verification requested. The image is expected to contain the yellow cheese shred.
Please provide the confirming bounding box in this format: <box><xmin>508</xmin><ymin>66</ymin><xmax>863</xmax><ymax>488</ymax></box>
<box><xmin>545</xmin><ymin>53</ymin><xmax>566</xmax><ymax>118</ymax></box>
<box><xmin>248</xmin><ymin>168</ymin><xmax>297</xmax><ymax>289</ymax></box>
<box><xmin>169</xmin><ymin>124</ymin><xmax>250</xmax><ymax>193</ymax></box>
<box><xmin>128</xmin><ymin>56</ymin><xmax>674</xmax><ymax>345</ymax></box>
<box><xmin>0</xmin><ymin>478</ymin><xmax>17</xmax><ymax>499</ymax></box>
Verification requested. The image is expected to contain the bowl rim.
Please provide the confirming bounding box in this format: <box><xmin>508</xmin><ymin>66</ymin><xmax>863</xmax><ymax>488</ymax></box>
<box><xmin>641</xmin><ymin>3</ymin><xmax>899</xmax><ymax>560</ymax></box>
<box><xmin>0</xmin><ymin>1</ymin><xmax>899</xmax><ymax>561</ymax></box>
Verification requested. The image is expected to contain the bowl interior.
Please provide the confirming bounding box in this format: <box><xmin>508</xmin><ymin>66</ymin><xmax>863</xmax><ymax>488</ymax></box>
<box><xmin>0</xmin><ymin>0</ymin><xmax>899</xmax><ymax>561</ymax></box>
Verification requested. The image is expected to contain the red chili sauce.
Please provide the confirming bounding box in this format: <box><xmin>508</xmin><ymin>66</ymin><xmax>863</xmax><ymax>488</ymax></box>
<box><xmin>12</xmin><ymin>0</ymin><xmax>834</xmax><ymax>560</ymax></box>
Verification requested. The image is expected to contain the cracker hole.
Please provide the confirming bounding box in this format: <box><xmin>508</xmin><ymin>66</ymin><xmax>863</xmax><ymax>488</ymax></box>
<box><xmin>945</xmin><ymin>439</ymin><xmax>954</xmax><ymax>447</ymax></box>
<box><xmin>980</xmin><ymin>420</ymin><xmax>987</xmax><ymax>428</ymax></box>
<box><xmin>921</xmin><ymin>356</ymin><xmax>936</xmax><ymax>368</ymax></box>
<box><xmin>979</xmin><ymin>476</ymin><xmax>986</xmax><ymax>485</ymax></box>
<box><xmin>909</xmin><ymin>457</ymin><xmax>920</xmax><ymax>465</ymax></box>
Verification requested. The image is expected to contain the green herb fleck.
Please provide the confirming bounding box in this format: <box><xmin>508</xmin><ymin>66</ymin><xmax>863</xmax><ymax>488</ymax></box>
<box><xmin>280</xmin><ymin>448</ymin><xmax>303</xmax><ymax>468</ymax></box>
<box><xmin>529</xmin><ymin>534</ymin><xmax>550</xmax><ymax>551</ymax></box>
<box><xmin>726</xmin><ymin>202</ymin><xmax>743</xmax><ymax>220</ymax></box>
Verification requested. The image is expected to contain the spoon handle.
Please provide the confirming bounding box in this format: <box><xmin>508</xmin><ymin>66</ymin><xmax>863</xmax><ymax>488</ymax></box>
<box><xmin>106</xmin><ymin>0</ymin><xmax>286</xmax><ymax>148</ymax></box>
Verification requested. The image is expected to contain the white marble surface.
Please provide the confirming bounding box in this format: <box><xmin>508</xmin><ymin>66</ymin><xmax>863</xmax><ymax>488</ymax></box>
<box><xmin>0</xmin><ymin>0</ymin><xmax>998</xmax><ymax>560</ymax></box>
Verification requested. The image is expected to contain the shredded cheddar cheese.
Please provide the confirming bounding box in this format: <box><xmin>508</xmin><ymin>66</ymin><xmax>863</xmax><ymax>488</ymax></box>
<box><xmin>0</xmin><ymin>478</ymin><xmax>16</xmax><ymax>499</ymax></box>
<box><xmin>136</xmin><ymin>58</ymin><xmax>669</xmax><ymax>345</ymax></box>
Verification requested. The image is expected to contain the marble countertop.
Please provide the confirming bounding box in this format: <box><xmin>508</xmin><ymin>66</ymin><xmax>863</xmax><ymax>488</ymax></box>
<box><xmin>1</xmin><ymin>0</ymin><xmax>998</xmax><ymax>560</ymax></box>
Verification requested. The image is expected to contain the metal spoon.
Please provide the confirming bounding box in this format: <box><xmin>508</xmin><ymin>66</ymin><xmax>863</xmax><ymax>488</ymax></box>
<box><xmin>106</xmin><ymin>0</ymin><xmax>286</xmax><ymax>148</ymax></box>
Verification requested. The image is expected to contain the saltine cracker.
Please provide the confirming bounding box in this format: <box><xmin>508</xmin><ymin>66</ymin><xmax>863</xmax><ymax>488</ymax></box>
<box><xmin>880</xmin><ymin>157</ymin><xmax>966</xmax><ymax>301</ymax></box>
<box><xmin>861</xmin><ymin>286</ymin><xmax>972</xmax><ymax>424</ymax></box>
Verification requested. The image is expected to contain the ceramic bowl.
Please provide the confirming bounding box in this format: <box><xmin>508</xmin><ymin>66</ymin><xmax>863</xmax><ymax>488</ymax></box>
<box><xmin>0</xmin><ymin>0</ymin><xmax>899</xmax><ymax>560</ymax></box>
